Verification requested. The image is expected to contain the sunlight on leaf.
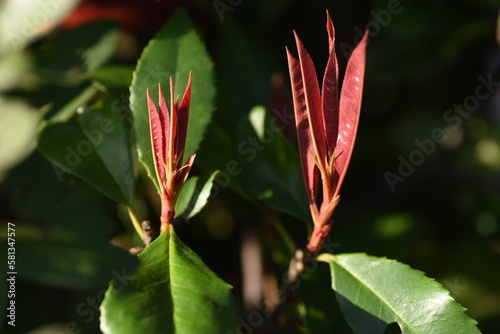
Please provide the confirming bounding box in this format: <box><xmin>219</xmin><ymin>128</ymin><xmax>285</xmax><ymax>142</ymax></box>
<box><xmin>318</xmin><ymin>253</ymin><xmax>481</xmax><ymax>334</ymax></box>
<box><xmin>100</xmin><ymin>227</ymin><xmax>238</xmax><ymax>334</ymax></box>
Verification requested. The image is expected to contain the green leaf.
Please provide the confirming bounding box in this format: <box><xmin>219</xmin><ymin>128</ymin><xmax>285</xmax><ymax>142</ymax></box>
<box><xmin>89</xmin><ymin>65</ymin><xmax>134</xmax><ymax>90</ymax></box>
<box><xmin>175</xmin><ymin>171</ymin><xmax>219</xmax><ymax>219</ymax></box>
<box><xmin>77</xmin><ymin>98</ymin><xmax>135</xmax><ymax>205</ymax></box>
<box><xmin>38</xmin><ymin>95</ymin><xmax>134</xmax><ymax>205</ymax></box>
<box><xmin>318</xmin><ymin>253</ymin><xmax>481</xmax><ymax>334</ymax></box>
<box><xmin>0</xmin><ymin>153</ymin><xmax>138</xmax><ymax>289</ymax></box>
<box><xmin>100</xmin><ymin>227</ymin><xmax>238</xmax><ymax>334</ymax></box>
<box><xmin>130</xmin><ymin>8</ymin><xmax>215</xmax><ymax>191</ymax></box>
<box><xmin>237</xmin><ymin>106</ymin><xmax>310</xmax><ymax>222</ymax></box>
<box><xmin>25</xmin><ymin>21</ymin><xmax>119</xmax><ymax>122</ymax></box>
<box><xmin>36</xmin><ymin>20</ymin><xmax>119</xmax><ymax>73</ymax></box>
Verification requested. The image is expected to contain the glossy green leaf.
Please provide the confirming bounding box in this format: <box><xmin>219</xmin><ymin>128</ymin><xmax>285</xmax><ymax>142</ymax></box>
<box><xmin>318</xmin><ymin>253</ymin><xmax>481</xmax><ymax>334</ymax></box>
<box><xmin>237</xmin><ymin>106</ymin><xmax>310</xmax><ymax>222</ymax></box>
<box><xmin>175</xmin><ymin>171</ymin><xmax>219</xmax><ymax>219</ymax></box>
<box><xmin>38</xmin><ymin>95</ymin><xmax>134</xmax><ymax>205</ymax></box>
<box><xmin>130</xmin><ymin>8</ymin><xmax>215</xmax><ymax>191</ymax></box>
<box><xmin>100</xmin><ymin>227</ymin><xmax>238</xmax><ymax>334</ymax></box>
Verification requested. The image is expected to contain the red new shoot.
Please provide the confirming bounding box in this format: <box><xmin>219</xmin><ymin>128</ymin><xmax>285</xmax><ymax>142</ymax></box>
<box><xmin>287</xmin><ymin>12</ymin><xmax>368</xmax><ymax>253</ymax></box>
<box><xmin>147</xmin><ymin>72</ymin><xmax>194</xmax><ymax>233</ymax></box>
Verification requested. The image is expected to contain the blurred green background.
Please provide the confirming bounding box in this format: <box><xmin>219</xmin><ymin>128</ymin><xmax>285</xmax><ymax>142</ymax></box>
<box><xmin>1</xmin><ymin>0</ymin><xmax>499</xmax><ymax>333</ymax></box>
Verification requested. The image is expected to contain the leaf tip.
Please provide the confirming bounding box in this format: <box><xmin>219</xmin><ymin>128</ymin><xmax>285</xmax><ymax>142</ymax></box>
<box><xmin>326</xmin><ymin>10</ymin><xmax>335</xmax><ymax>50</ymax></box>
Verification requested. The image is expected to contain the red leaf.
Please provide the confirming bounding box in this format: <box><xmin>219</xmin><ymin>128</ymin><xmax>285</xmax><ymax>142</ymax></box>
<box><xmin>175</xmin><ymin>71</ymin><xmax>192</xmax><ymax>167</ymax></box>
<box><xmin>286</xmin><ymin>47</ymin><xmax>318</xmax><ymax>207</ymax></box>
<box><xmin>148</xmin><ymin>74</ymin><xmax>195</xmax><ymax>231</ymax></box>
<box><xmin>326</xmin><ymin>10</ymin><xmax>335</xmax><ymax>52</ymax></box>
<box><xmin>335</xmin><ymin>31</ymin><xmax>369</xmax><ymax>198</ymax></box>
<box><xmin>148</xmin><ymin>89</ymin><xmax>165</xmax><ymax>188</ymax></box>
<box><xmin>294</xmin><ymin>32</ymin><xmax>327</xmax><ymax>167</ymax></box>
<box><xmin>158</xmin><ymin>84</ymin><xmax>170</xmax><ymax>169</ymax></box>
<box><xmin>174</xmin><ymin>153</ymin><xmax>196</xmax><ymax>195</ymax></box>
<box><xmin>321</xmin><ymin>11</ymin><xmax>340</xmax><ymax>158</ymax></box>
<box><xmin>288</xmin><ymin>12</ymin><xmax>368</xmax><ymax>253</ymax></box>
<box><xmin>168</xmin><ymin>76</ymin><xmax>177</xmax><ymax>175</ymax></box>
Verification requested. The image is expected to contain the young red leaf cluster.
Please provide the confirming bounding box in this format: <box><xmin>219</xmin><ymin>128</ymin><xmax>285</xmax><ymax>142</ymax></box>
<box><xmin>287</xmin><ymin>12</ymin><xmax>368</xmax><ymax>253</ymax></box>
<box><xmin>147</xmin><ymin>72</ymin><xmax>194</xmax><ymax>232</ymax></box>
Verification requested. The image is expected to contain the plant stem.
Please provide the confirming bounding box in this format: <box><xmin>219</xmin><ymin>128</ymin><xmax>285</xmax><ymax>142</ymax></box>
<box><xmin>127</xmin><ymin>207</ymin><xmax>143</xmax><ymax>239</ymax></box>
<box><xmin>265</xmin><ymin>249</ymin><xmax>312</xmax><ymax>322</ymax></box>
